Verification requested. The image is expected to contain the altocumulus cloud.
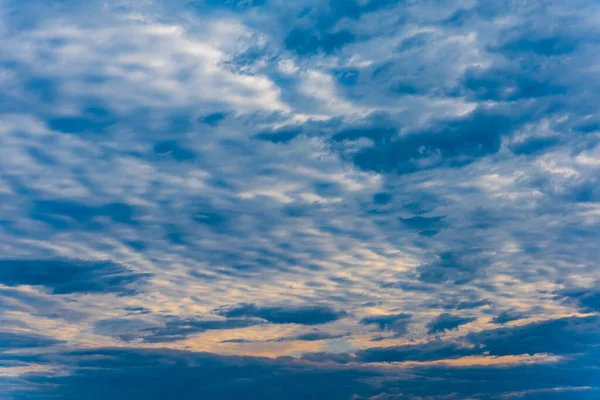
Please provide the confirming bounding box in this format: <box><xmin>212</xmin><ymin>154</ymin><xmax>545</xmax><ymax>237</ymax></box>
<box><xmin>216</xmin><ymin>303</ymin><xmax>346</xmax><ymax>325</ymax></box>
<box><xmin>0</xmin><ymin>0</ymin><xmax>600</xmax><ymax>398</ymax></box>
<box><xmin>0</xmin><ymin>259</ymin><xmax>150</xmax><ymax>295</ymax></box>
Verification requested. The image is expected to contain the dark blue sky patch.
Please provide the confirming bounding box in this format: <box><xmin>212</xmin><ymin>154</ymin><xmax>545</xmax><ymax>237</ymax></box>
<box><xmin>255</xmin><ymin>127</ymin><xmax>302</xmax><ymax>144</ymax></box>
<box><xmin>510</xmin><ymin>136</ymin><xmax>562</xmax><ymax>156</ymax></box>
<box><xmin>372</xmin><ymin>192</ymin><xmax>392</xmax><ymax>205</ymax></box>
<box><xmin>426</xmin><ymin>313</ymin><xmax>476</xmax><ymax>334</ymax></box>
<box><xmin>193</xmin><ymin>210</ymin><xmax>228</xmax><ymax>227</ymax></box>
<box><xmin>199</xmin><ymin>112</ymin><xmax>227</xmax><ymax>127</ymax></box>
<box><xmin>47</xmin><ymin>107</ymin><xmax>117</xmax><ymax>134</ymax></box>
<box><xmin>153</xmin><ymin>141</ymin><xmax>196</xmax><ymax>161</ymax></box>
<box><xmin>331</xmin><ymin>126</ymin><xmax>396</xmax><ymax>144</ymax></box>
<box><xmin>0</xmin><ymin>259</ymin><xmax>150</xmax><ymax>295</ymax></box>
<box><xmin>27</xmin><ymin>147</ymin><xmax>57</xmax><ymax>166</ymax></box>
<box><xmin>32</xmin><ymin>200</ymin><xmax>136</xmax><ymax>229</ymax></box>
<box><xmin>284</xmin><ymin>28</ymin><xmax>356</xmax><ymax>55</ymax></box>
<box><xmin>47</xmin><ymin>116</ymin><xmax>113</xmax><ymax>134</ymax></box>
<box><xmin>283</xmin><ymin>0</ymin><xmax>399</xmax><ymax>56</ymax></box>
<box><xmin>313</xmin><ymin>182</ymin><xmax>343</xmax><ymax>198</ymax></box>
<box><xmin>23</xmin><ymin>77</ymin><xmax>59</xmax><ymax>104</ymax></box>
<box><xmin>461</xmin><ymin>66</ymin><xmax>566</xmax><ymax>102</ymax></box>
<box><xmin>164</xmin><ymin>224</ymin><xmax>188</xmax><ymax>245</ymax></box>
<box><xmin>396</xmin><ymin>32</ymin><xmax>431</xmax><ymax>52</ymax></box>
<box><xmin>216</xmin><ymin>303</ymin><xmax>346</xmax><ymax>325</ymax></box>
<box><xmin>203</xmin><ymin>0</ymin><xmax>267</xmax><ymax>10</ymax></box>
<box><xmin>335</xmin><ymin>68</ymin><xmax>360</xmax><ymax>86</ymax></box>
<box><xmin>494</xmin><ymin>36</ymin><xmax>577</xmax><ymax>57</ymax></box>
<box><xmin>327</xmin><ymin>0</ymin><xmax>401</xmax><ymax>21</ymax></box>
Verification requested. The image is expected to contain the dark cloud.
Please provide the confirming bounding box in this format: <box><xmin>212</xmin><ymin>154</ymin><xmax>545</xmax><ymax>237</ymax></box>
<box><xmin>461</xmin><ymin>66</ymin><xmax>566</xmax><ymax>102</ymax></box>
<box><xmin>355</xmin><ymin>340</ymin><xmax>483</xmax><ymax>363</ymax></box>
<box><xmin>215</xmin><ymin>304</ymin><xmax>346</xmax><ymax>325</ymax></box>
<box><xmin>15</xmin><ymin>348</ymin><xmax>380</xmax><ymax>400</ymax></box>
<box><xmin>226</xmin><ymin>331</ymin><xmax>346</xmax><ymax>343</ymax></box>
<box><xmin>417</xmin><ymin>250</ymin><xmax>489</xmax><ymax>285</ymax></box>
<box><xmin>557</xmin><ymin>286</ymin><xmax>600</xmax><ymax>313</ymax></box>
<box><xmin>428</xmin><ymin>296</ymin><xmax>491</xmax><ymax>311</ymax></box>
<box><xmin>2</xmin><ymin>0</ymin><xmax>600</xmax><ymax>398</ymax></box>
<box><xmin>349</xmin><ymin>107</ymin><xmax>523</xmax><ymax>175</ymax></box>
<box><xmin>0</xmin><ymin>331</ymin><xmax>64</xmax><ymax>350</ymax></box>
<box><xmin>426</xmin><ymin>313</ymin><xmax>476</xmax><ymax>334</ymax></box>
<box><xmin>466</xmin><ymin>316</ymin><xmax>600</xmax><ymax>357</ymax></box>
<box><xmin>95</xmin><ymin>316</ymin><xmax>264</xmax><ymax>343</ymax></box>
<box><xmin>141</xmin><ymin>317</ymin><xmax>264</xmax><ymax>343</ymax></box>
<box><xmin>0</xmin><ymin>259</ymin><xmax>150</xmax><ymax>295</ymax></box>
<box><xmin>359</xmin><ymin>313</ymin><xmax>412</xmax><ymax>336</ymax></box>
<box><xmin>492</xmin><ymin>309</ymin><xmax>527</xmax><ymax>325</ymax></box>
<box><xmin>8</xmin><ymin>315</ymin><xmax>600</xmax><ymax>399</ymax></box>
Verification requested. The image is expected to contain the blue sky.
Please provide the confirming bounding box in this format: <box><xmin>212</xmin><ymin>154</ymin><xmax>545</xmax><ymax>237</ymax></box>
<box><xmin>0</xmin><ymin>0</ymin><xmax>599</xmax><ymax>398</ymax></box>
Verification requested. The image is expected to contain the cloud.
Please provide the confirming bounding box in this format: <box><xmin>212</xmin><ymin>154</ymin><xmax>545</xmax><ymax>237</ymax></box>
<box><xmin>355</xmin><ymin>340</ymin><xmax>483</xmax><ymax>363</ymax></box>
<box><xmin>0</xmin><ymin>259</ymin><xmax>150</xmax><ymax>295</ymax></box>
<box><xmin>416</xmin><ymin>250</ymin><xmax>490</xmax><ymax>285</ymax></box>
<box><xmin>426</xmin><ymin>313</ymin><xmax>476</xmax><ymax>334</ymax></box>
<box><xmin>466</xmin><ymin>316</ymin><xmax>600</xmax><ymax>357</ymax></box>
<box><xmin>141</xmin><ymin>318</ymin><xmax>265</xmax><ymax>343</ymax></box>
<box><xmin>348</xmin><ymin>107</ymin><xmax>525</xmax><ymax>175</ymax></box>
<box><xmin>12</xmin><ymin>342</ymin><xmax>599</xmax><ymax>400</ymax></box>
<box><xmin>1</xmin><ymin>0</ymin><xmax>600</xmax><ymax>398</ymax></box>
<box><xmin>557</xmin><ymin>286</ymin><xmax>600</xmax><ymax>313</ymax></box>
<box><xmin>0</xmin><ymin>331</ymin><xmax>64</xmax><ymax>350</ymax></box>
<box><xmin>216</xmin><ymin>304</ymin><xmax>346</xmax><ymax>325</ymax></box>
<box><xmin>359</xmin><ymin>313</ymin><xmax>412</xmax><ymax>336</ymax></box>
<box><xmin>94</xmin><ymin>316</ymin><xmax>265</xmax><ymax>343</ymax></box>
<box><xmin>492</xmin><ymin>309</ymin><xmax>528</xmax><ymax>325</ymax></box>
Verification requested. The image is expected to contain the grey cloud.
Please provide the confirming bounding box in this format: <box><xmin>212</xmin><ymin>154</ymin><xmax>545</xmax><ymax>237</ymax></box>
<box><xmin>427</xmin><ymin>313</ymin><xmax>476</xmax><ymax>335</ymax></box>
<box><xmin>0</xmin><ymin>259</ymin><xmax>150</xmax><ymax>295</ymax></box>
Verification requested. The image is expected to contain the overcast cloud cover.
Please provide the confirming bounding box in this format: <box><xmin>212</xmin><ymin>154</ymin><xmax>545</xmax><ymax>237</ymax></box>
<box><xmin>0</xmin><ymin>0</ymin><xmax>599</xmax><ymax>398</ymax></box>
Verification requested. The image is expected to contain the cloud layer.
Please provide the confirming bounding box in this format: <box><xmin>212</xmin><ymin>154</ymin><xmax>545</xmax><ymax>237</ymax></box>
<box><xmin>1</xmin><ymin>0</ymin><xmax>599</xmax><ymax>398</ymax></box>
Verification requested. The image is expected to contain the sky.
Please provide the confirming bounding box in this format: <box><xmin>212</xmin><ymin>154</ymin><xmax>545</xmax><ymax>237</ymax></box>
<box><xmin>0</xmin><ymin>0</ymin><xmax>599</xmax><ymax>399</ymax></box>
